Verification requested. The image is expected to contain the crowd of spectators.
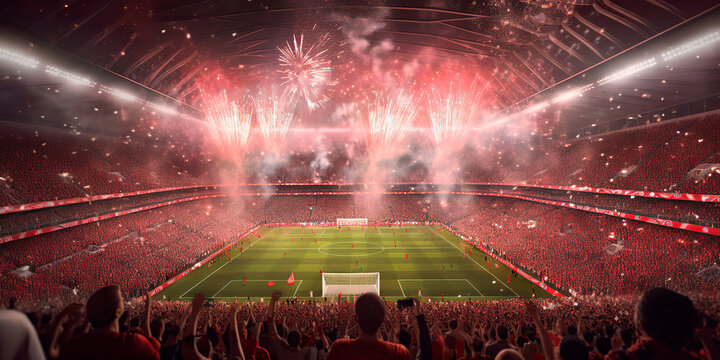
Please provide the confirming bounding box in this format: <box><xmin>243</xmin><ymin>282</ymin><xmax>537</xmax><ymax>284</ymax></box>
<box><xmin>0</xmin><ymin>198</ymin><xmax>255</xmax><ymax>305</ymax></box>
<box><xmin>451</xmin><ymin>198</ymin><xmax>720</xmax><ymax>296</ymax></box>
<box><xmin>0</xmin><ymin>123</ymin><xmax>211</xmax><ymax>207</ymax></box>
<box><xmin>2</xmin><ymin>285</ymin><xmax>719</xmax><ymax>360</ymax></box>
<box><xmin>488</xmin><ymin>113</ymin><xmax>720</xmax><ymax>194</ymax></box>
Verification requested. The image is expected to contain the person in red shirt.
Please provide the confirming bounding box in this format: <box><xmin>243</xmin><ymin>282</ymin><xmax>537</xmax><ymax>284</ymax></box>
<box><xmin>59</xmin><ymin>285</ymin><xmax>159</xmax><ymax>360</ymax></box>
<box><xmin>327</xmin><ymin>293</ymin><xmax>411</xmax><ymax>360</ymax></box>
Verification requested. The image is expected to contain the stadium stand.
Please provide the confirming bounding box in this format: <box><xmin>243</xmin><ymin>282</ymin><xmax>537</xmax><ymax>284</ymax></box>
<box><xmin>451</xmin><ymin>199</ymin><xmax>720</xmax><ymax>296</ymax></box>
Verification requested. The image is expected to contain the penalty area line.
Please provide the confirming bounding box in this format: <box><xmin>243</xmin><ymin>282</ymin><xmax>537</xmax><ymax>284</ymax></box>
<box><xmin>179</xmin><ymin>227</ymin><xmax>278</xmax><ymax>299</ymax></box>
<box><xmin>212</xmin><ymin>280</ymin><xmax>233</xmax><ymax>298</ymax></box>
<box><xmin>434</xmin><ymin>229</ymin><xmax>520</xmax><ymax>297</ymax></box>
<box><xmin>292</xmin><ymin>280</ymin><xmax>303</xmax><ymax>298</ymax></box>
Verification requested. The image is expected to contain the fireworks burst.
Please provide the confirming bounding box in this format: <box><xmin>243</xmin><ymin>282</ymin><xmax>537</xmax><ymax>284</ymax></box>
<box><xmin>278</xmin><ymin>34</ymin><xmax>334</xmax><ymax>110</ymax></box>
<box><xmin>427</xmin><ymin>79</ymin><xmax>488</xmax><ymax>148</ymax></box>
<box><xmin>201</xmin><ymin>89</ymin><xmax>252</xmax><ymax>156</ymax></box>
<box><xmin>364</xmin><ymin>90</ymin><xmax>418</xmax><ymax>150</ymax></box>
<box><xmin>253</xmin><ymin>85</ymin><xmax>295</xmax><ymax>145</ymax></box>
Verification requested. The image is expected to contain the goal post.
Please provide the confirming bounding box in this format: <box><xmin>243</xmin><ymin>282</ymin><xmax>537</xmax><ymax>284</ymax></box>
<box><xmin>322</xmin><ymin>272</ymin><xmax>380</xmax><ymax>297</ymax></box>
<box><xmin>336</xmin><ymin>218</ymin><xmax>368</xmax><ymax>226</ymax></box>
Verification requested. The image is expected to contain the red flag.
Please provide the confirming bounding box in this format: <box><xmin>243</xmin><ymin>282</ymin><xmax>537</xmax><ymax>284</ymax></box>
<box><xmin>287</xmin><ymin>272</ymin><xmax>295</xmax><ymax>285</ymax></box>
<box><xmin>268</xmin><ymin>280</ymin><xmax>275</xmax><ymax>286</ymax></box>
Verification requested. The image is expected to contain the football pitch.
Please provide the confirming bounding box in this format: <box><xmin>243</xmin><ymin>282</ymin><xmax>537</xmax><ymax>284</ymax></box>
<box><xmin>155</xmin><ymin>225</ymin><xmax>550</xmax><ymax>302</ymax></box>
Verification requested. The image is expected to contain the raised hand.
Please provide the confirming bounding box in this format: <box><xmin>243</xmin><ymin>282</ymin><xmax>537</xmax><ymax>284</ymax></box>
<box><xmin>182</xmin><ymin>294</ymin><xmax>212</xmax><ymax>360</ymax></box>
<box><xmin>143</xmin><ymin>291</ymin><xmax>152</xmax><ymax>339</ymax></box>
<box><xmin>610</xmin><ymin>331</ymin><xmax>623</xmax><ymax>351</ymax></box>
<box><xmin>47</xmin><ymin>303</ymin><xmax>83</xmax><ymax>360</ymax></box>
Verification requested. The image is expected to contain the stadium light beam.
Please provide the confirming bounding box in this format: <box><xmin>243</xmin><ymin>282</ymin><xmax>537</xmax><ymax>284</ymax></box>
<box><xmin>0</xmin><ymin>46</ymin><xmax>39</xmax><ymax>68</ymax></box>
<box><xmin>103</xmin><ymin>86</ymin><xmax>139</xmax><ymax>102</ymax></box>
<box><xmin>596</xmin><ymin>58</ymin><xmax>657</xmax><ymax>86</ymax></box>
<box><xmin>44</xmin><ymin>65</ymin><xmax>96</xmax><ymax>87</ymax></box>
<box><xmin>662</xmin><ymin>30</ymin><xmax>720</xmax><ymax>61</ymax></box>
<box><xmin>551</xmin><ymin>89</ymin><xmax>582</xmax><ymax>104</ymax></box>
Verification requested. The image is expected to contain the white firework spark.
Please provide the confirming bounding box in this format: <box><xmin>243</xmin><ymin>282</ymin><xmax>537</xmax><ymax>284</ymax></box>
<box><xmin>427</xmin><ymin>79</ymin><xmax>487</xmax><ymax>147</ymax></box>
<box><xmin>202</xmin><ymin>89</ymin><xmax>252</xmax><ymax>155</ymax></box>
<box><xmin>252</xmin><ymin>85</ymin><xmax>295</xmax><ymax>144</ymax></box>
<box><xmin>364</xmin><ymin>90</ymin><xmax>418</xmax><ymax>150</ymax></box>
<box><xmin>278</xmin><ymin>34</ymin><xmax>333</xmax><ymax>110</ymax></box>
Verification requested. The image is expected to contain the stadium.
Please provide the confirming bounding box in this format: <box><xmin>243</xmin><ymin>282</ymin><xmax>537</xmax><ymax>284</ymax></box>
<box><xmin>0</xmin><ymin>1</ymin><xmax>718</xmax><ymax>359</ymax></box>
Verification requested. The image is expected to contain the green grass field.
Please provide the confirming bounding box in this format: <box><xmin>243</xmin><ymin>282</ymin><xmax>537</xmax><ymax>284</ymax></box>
<box><xmin>155</xmin><ymin>225</ymin><xmax>549</xmax><ymax>302</ymax></box>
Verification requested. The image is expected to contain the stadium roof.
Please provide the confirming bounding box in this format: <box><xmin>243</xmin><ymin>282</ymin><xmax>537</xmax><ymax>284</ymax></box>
<box><xmin>1</xmin><ymin>0</ymin><xmax>719</xmax><ymax>134</ymax></box>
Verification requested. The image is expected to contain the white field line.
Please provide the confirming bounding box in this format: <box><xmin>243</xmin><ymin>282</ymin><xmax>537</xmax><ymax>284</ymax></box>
<box><xmin>435</xmin><ymin>230</ymin><xmax>520</xmax><ymax>297</ymax></box>
<box><xmin>180</xmin><ymin>228</ymin><xmax>278</xmax><ymax>298</ymax></box>
<box><xmin>212</xmin><ymin>280</ymin><xmax>233</xmax><ymax>298</ymax></box>
<box><xmin>464</xmin><ymin>279</ymin><xmax>484</xmax><ymax>296</ymax></box>
<box><xmin>397</xmin><ymin>278</ymin><xmax>484</xmax><ymax>296</ymax></box>
<box><xmin>292</xmin><ymin>280</ymin><xmax>303</xmax><ymax>297</ymax></box>
<box><xmin>248</xmin><ymin>247</ymin><xmax>452</xmax><ymax>251</ymax></box>
<box><xmin>397</xmin><ymin>280</ymin><xmax>406</xmax><ymax>297</ymax></box>
<box><xmin>207</xmin><ymin>279</ymin><xmax>304</xmax><ymax>299</ymax></box>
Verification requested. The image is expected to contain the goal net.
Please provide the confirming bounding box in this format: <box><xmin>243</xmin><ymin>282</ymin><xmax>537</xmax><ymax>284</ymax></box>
<box><xmin>337</xmin><ymin>218</ymin><xmax>368</xmax><ymax>226</ymax></box>
<box><xmin>322</xmin><ymin>272</ymin><xmax>380</xmax><ymax>297</ymax></box>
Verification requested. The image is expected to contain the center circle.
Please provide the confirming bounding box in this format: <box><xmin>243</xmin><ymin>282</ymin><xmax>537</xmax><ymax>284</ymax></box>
<box><xmin>318</xmin><ymin>241</ymin><xmax>385</xmax><ymax>257</ymax></box>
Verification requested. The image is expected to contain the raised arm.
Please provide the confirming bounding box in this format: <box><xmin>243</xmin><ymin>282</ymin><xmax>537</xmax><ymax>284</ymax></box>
<box><xmin>47</xmin><ymin>303</ymin><xmax>83</xmax><ymax>360</ymax></box>
<box><xmin>696</xmin><ymin>325</ymin><xmax>720</xmax><ymax>360</ymax></box>
<box><xmin>228</xmin><ymin>303</ymin><xmax>247</xmax><ymax>360</ymax></box>
<box><xmin>252</xmin><ymin>306</ymin><xmax>263</xmax><ymax>342</ymax></box>
<box><xmin>524</xmin><ymin>300</ymin><xmax>555</xmax><ymax>360</ymax></box>
<box><xmin>267</xmin><ymin>291</ymin><xmax>282</xmax><ymax>338</ymax></box>
<box><xmin>142</xmin><ymin>292</ymin><xmax>152</xmax><ymax>339</ymax></box>
<box><xmin>181</xmin><ymin>294</ymin><xmax>211</xmax><ymax>360</ymax></box>
<box><xmin>413</xmin><ymin>298</ymin><xmax>433</xmax><ymax>360</ymax></box>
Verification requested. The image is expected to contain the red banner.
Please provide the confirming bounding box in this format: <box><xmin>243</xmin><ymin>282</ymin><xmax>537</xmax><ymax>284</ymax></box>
<box><xmin>0</xmin><ymin>194</ymin><xmax>227</xmax><ymax>244</ymax></box>
<box><xmin>466</xmin><ymin>183</ymin><xmax>720</xmax><ymax>203</ymax></box>
<box><xmin>0</xmin><ymin>185</ymin><xmax>210</xmax><ymax>215</ymax></box>
<box><xmin>2</xmin><ymin>190</ymin><xmax>717</xmax><ymax>246</ymax></box>
<box><xmin>2</xmin><ymin>182</ymin><xmax>716</xmax><ymax>216</ymax></box>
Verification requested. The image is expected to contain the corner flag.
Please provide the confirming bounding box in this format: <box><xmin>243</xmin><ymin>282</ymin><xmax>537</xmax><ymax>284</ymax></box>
<box><xmin>287</xmin><ymin>272</ymin><xmax>295</xmax><ymax>285</ymax></box>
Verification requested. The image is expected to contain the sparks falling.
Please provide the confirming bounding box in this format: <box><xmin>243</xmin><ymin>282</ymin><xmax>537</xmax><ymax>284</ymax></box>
<box><xmin>364</xmin><ymin>90</ymin><xmax>418</xmax><ymax>150</ymax></box>
<box><xmin>427</xmin><ymin>79</ymin><xmax>488</xmax><ymax>148</ymax></box>
<box><xmin>201</xmin><ymin>89</ymin><xmax>252</xmax><ymax>156</ymax></box>
<box><xmin>278</xmin><ymin>34</ymin><xmax>334</xmax><ymax>110</ymax></box>
<box><xmin>253</xmin><ymin>85</ymin><xmax>295</xmax><ymax>145</ymax></box>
